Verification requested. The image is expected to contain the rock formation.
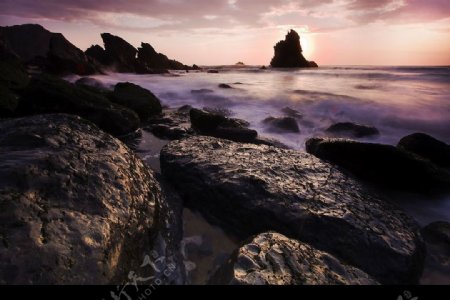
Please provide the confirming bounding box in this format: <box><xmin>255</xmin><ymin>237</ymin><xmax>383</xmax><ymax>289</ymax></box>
<box><xmin>305</xmin><ymin>137</ymin><xmax>450</xmax><ymax>193</ymax></box>
<box><xmin>210</xmin><ymin>232</ymin><xmax>378</xmax><ymax>285</ymax></box>
<box><xmin>398</xmin><ymin>133</ymin><xmax>450</xmax><ymax>168</ymax></box>
<box><xmin>0</xmin><ymin>24</ymin><xmax>95</xmax><ymax>75</ymax></box>
<box><xmin>16</xmin><ymin>74</ymin><xmax>140</xmax><ymax>136</ymax></box>
<box><xmin>160</xmin><ymin>136</ymin><xmax>425</xmax><ymax>284</ymax></box>
<box><xmin>270</xmin><ymin>29</ymin><xmax>318</xmax><ymax>68</ymax></box>
<box><xmin>0</xmin><ymin>114</ymin><xmax>160</xmax><ymax>284</ymax></box>
<box><xmin>85</xmin><ymin>35</ymin><xmax>191</xmax><ymax>73</ymax></box>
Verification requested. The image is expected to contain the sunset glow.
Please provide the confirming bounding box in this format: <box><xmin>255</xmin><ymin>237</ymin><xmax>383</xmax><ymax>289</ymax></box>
<box><xmin>0</xmin><ymin>0</ymin><xmax>449</xmax><ymax>65</ymax></box>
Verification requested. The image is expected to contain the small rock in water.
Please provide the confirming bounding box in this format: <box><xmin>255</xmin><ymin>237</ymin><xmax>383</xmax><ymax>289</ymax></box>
<box><xmin>326</xmin><ymin>122</ymin><xmax>379</xmax><ymax>138</ymax></box>
<box><xmin>262</xmin><ymin>116</ymin><xmax>300</xmax><ymax>133</ymax></box>
<box><xmin>218</xmin><ymin>83</ymin><xmax>232</xmax><ymax>89</ymax></box>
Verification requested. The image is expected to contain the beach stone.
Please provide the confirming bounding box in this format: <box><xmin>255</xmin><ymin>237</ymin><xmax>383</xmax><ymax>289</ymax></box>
<box><xmin>160</xmin><ymin>136</ymin><xmax>425</xmax><ymax>284</ymax></box>
<box><xmin>398</xmin><ymin>133</ymin><xmax>450</xmax><ymax>168</ymax></box>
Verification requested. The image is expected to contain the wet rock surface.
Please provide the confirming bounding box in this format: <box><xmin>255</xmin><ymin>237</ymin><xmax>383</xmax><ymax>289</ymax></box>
<box><xmin>0</xmin><ymin>114</ymin><xmax>160</xmax><ymax>284</ymax></box>
<box><xmin>144</xmin><ymin>107</ymin><xmax>194</xmax><ymax>140</ymax></box>
<box><xmin>160</xmin><ymin>136</ymin><xmax>425</xmax><ymax>284</ymax></box>
<box><xmin>398</xmin><ymin>133</ymin><xmax>450</xmax><ymax>168</ymax></box>
<box><xmin>306</xmin><ymin>137</ymin><xmax>450</xmax><ymax>193</ymax></box>
<box><xmin>326</xmin><ymin>122</ymin><xmax>379</xmax><ymax>138</ymax></box>
<box><xmin>420</xmin><ymin>221</ymin><xmax>450</xmax><ymax>284</ymax></box>
<box><xmin>210</xmin><ymin>232</ymin><xmax>378</xmax><ymax>285</ymax></box>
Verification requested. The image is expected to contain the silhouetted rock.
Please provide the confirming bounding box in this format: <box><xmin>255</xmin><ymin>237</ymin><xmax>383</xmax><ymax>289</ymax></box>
<box><xmin>16</xmin><ymin>74</ymin><xmax>139</xmax><ymax>136</ymax></box>
<box><xmin>160</xmin><ymin>136</ymin><xmax>425</xmax><ymax>284</ymax></box>
<box><xmin>305</xmin><ymin>137</ymin><xmax>450</xmax><ymax>193</ymax></box>
<box><xmin>85</xmin><ymin>45</ymin><xmax>109</xmax><ymax>65</ymax></box>
<box><xmin>0</xmin><ymin>114</ymin><xmax>159</xmax><ymax>284</ymax></box>
<box><xmin>398</xmin><ymin>133</ymin><xmax>450</xmax><ymax>168</ymax></box>
<box><xmin>326</xmin><ymin>122</ymin><xmax>379</xmax><ymax>138</ymax></box>
<box><xmin>218</xmin><ymin>83</ymin><xmax>232</xmax><ymax>89</ymax></box>
<box><xmin>260</xmin><ymin>65</ymin><xmax>267</xmax><ymax>70</ymax></box>
<box><xmin>137</xmin><ymin>42</ymin><xmax>189</xmax><ymax>71</ymax></box>
<box><xmin>210</xmin><ymin>232</ymin><xmax>378</xmax><ymax>285</ymax></box>
<box><xmin>207</xmin><ymin>70</ymin><xmax>219</xmax><ymax>73</ymax></box>
<box><xmin>108</xmin><ymin>82</ymin><xmax>162</xmax><ymax>120</ymax></box>
<box><xmin>0</xmin><ymin>24</ymin><xmax>95</xmax><ymax>75</ymax></box>
<box><xmin>270</xmin><ymin>29</ymin><xmax>318</xmax><ymax>68</ymax></box>
<box><xmin>192</xmin><ymin>64</ymin><xmax>201</xmax><ymax>70</ymax></box>
<box><xmin>263</xmin><ymin>116</ymin><xmax>300</xmax><ymax>133</ymax></box>
<box><xmin>100</xmin><ymin>33</ymin><xmax>137</xmax><ymax>72</ymax></box>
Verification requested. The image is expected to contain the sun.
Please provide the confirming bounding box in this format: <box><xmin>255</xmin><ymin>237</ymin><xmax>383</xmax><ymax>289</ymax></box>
<box><xmin>299</xmin><ymin>32</ymin><xmax>315</xmax><ymax>58</ymax></box>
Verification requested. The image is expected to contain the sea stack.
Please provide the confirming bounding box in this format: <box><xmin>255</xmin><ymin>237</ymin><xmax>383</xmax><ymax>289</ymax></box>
<box><xmin>270</xmin><ymin>29</ymin><xmax>318</xmax><ymax>68</ymax></box>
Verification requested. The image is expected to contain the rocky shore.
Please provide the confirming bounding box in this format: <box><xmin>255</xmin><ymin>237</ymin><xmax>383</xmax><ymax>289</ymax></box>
<box><xmin>1</xmin><ymin>24</ymin><xmax>450</xmax><ymax>285</ymax></box>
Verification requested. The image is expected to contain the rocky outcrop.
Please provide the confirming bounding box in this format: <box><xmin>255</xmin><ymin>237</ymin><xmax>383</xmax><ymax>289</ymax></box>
<box><xmin>0</xmin><ymin>24</ymin><xmax>95</xmax><ymax>75</ymax></box>
<box><xmin>420</xmin><ymin>222</ymin><xmax>450</xmax><ymax>284</ymax></box>
<box><xmin>326</xmin><ymin>122</ymin><xmax>379</xmax><ymax>138</ymax></box>
<box><xmin>190</xmin><ymin>108</ymin><xmax>257</xmax><ymax>143</ymax></box>
<box><xmin>270</xmin><ymin>30</ymin><xmax>317</xmax><ymax>68</ymax></box>
<box><xmin>218</xmin><ymin>84</ymin><xmax>232</xmax><ymax>89</ymax></box>
<box><xmin>262</xmin><ymin>116</ymin><xmax>300</xmax><ymax>133</ymax></box>
<box><xmin>160</xmin><ymin>136</ymin><xmax>425</xmax><ymax>284</ymax></box>
<box><xmin>16</xmin><ymin>74</ymin><xmax>140</xmax><ymax>136</ymax></box>
<box><xmin>137</xmin><ymin>42</ymin><xmax>188</xmax><ymax>71</ymax></box>
<box><xmin>398</xmin><ymin>133</ymin><xmax>450</xmax><ymax>168</ymax></box>
<box><xmin>305</xmin><ymin>137</ymin><xmax>450</xmax><ymax>193</ymax></box>
<box><xmin>210</xmin><ymin>232</ymin><xmax>378</xmax><ymax>285</ymax></box>
<box><xmin>100</xmin><ymin>33</ymin><xmax>138</xmax><ymax>73</ymax></box>
<box><xmin>0</xmin><ymin>114</ymin><xmax>160</xmax><ymax>284</ymax></box>
<box><xmin>108</xmin><ymin>82</ymin><xmax>162</xmax><ymax>120</ymax></box>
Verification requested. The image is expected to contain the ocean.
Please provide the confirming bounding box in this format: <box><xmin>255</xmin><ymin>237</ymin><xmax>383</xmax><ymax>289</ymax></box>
<box><xmin>68</xmin><ymin>66</ymin><xmax>450</xmax><ymax>283</ymax></box>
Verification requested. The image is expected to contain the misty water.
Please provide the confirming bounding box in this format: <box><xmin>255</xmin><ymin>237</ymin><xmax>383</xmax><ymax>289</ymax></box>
<box><xmin>71</xmin><ymin>66</ymin><xmax>450</xmax><ymax>283</ymax></box>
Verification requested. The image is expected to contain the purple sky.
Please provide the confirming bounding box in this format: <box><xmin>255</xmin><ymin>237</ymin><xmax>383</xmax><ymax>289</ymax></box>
<box><xmin>1</xmin><ymin>0</ymin><xmax>449</xmax><ymax>65</ymax></box>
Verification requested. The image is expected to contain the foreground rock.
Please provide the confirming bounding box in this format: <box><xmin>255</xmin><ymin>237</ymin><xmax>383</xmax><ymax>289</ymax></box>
<box><xmin>160</xmin><ymin>136</ymin><xmax>425</xmax><ymax>284</ymax></box>
<box><xmin>0</xmin><ymin>24</ymin><xmax>95</xmax><ymax>75</ymax></box>
<box><xmin>326</xmin><ymin>122</ymin><xmax>379</xmax><ymax>138</ymax></box>
<box><xmin>306</xmin><ymin>137</ymin><xmax>450</xmax><ymax>193</ymax></box>
<box><xmin>398</xmin><ymin>133</ymin><xmax>450</xmax><ymax>168</ymax></box>
<box><xmin>0</xmin><ymin>114</ymin><xmax>159</xmax><ymax>284</ymax></box>
<box><xmin>263</xmin><ymin>116</ymin><xmax>300</xmax><ymax>133</ymax></box>
<box><xmin>420</xmin><ymin>222</ymin><xmax>450</xmax><ymax>284</ymax></box>
<box><xmin>108</xmin><ymin>82</ymin><xmax>162</xmax><ymax>120</ymax></box>
<box><xmin>210</xmin><ymin>232</ymin><xmax>378</xmax><ymax>285</ymax></box>
<box><xmin>16</xmin><ymin>75</ymin><xmax>140</xmax><ymax>136</ymax></box>
<box><xmin>270</xmin><ymin>29</ymin><xmax>317</xmax><ymax>68</ymax></box>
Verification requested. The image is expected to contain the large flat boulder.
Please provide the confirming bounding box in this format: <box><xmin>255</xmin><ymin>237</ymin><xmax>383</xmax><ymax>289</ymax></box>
<box><xmin>0</xmin><ymin>114</ymin><xmax>159</xmax><ymax>284</ymax></box>
<box><xmin>160</xmin><ymin>136</ymin><xmax>425</xmax><ymax>284</ymax></box>
<box><xmin>210</xmin><ymin>232</ymin><xmax>378</xmax><ymax>285</ymax></box>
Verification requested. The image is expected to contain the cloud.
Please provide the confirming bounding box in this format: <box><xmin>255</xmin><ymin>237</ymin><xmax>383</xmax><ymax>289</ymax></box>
<box><xmin>0</xmin><ymin>0</ymin><xmax>449</xmax><ymax>33</ymax></box>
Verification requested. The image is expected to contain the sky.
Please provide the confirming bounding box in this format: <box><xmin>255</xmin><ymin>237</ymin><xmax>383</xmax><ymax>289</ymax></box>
<box><xmin>0</xmin><ymin>0</ymin><xmax>449</xmax><ymax>66</ymax></box>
